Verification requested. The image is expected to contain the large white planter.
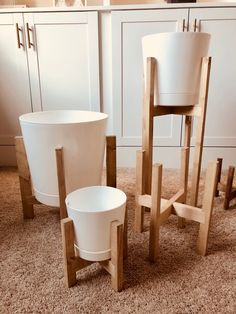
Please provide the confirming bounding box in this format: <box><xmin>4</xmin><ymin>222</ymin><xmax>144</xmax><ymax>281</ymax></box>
<box><xmin>19</xmin><ymin>110</ymin><xmax>107</xmax><ymax>207</ymax></box>
<box><xmin>142</xmin><ymin>32</ymin><xmax>211</xmax><ymax>106</ymax></box>
<box><xmin>66</xmin><ymin>186</ymin><xmax>127</xmax><ymax>262</ymax></box>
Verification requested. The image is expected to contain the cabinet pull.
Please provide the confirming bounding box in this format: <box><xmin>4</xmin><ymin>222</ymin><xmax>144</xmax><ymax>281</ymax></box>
<box><xmin>26</xmin><ymin>23</ymin><xmax>34</xmax><ymax>49</ymax></box>
<box><xmin>16</xmin><ymin>23</ymin><xmax>23</xmax><ymax>49</ymax></box>
<box><xmin>182</xmin><ymin>19</ymin><xmax>188</xmax><ymax>32</ymax></box>
<box><xmin>192</xmin><ymin>19</ymin><xmax>199</xmax><ymax>32</ymax></box>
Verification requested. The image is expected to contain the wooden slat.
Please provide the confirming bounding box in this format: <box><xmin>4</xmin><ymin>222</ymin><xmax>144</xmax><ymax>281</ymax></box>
<box><xmin>197</xmin><ymin>160</ymin><xmax>218</xmax><ymax>256</ymax></box>
<box><xmin>138</xmin><ymin>194</ymin><xmax>152</xmax><ymax>208</ymax></box>
<box><xmin>55</xmin><ymin>147</ymin><xmax>67</xmax><ymax>219</ymax></box>
<box><xmin>142</xmin><ymin>57</ymin><xmax>155</xmax><ymax>195</ymax></box>
<box><xmin>135</xmin><ymin>150</ymin><xmax>145</xmax><ymax>232</ymax></box>
<box><xmin>190</xmin><ymin>57</ymin><xmax>211</xmax><ymax>207</ymax></box>
<box><xmin>159</xmin><ymin>189</ymin><xmax>185</xmax><ymax>225</ymax></box>
<box><xmin>215</xmin><ymin>158</ymin><xmax>223</xmax><ymax>196</ymax></box>
<box><xmin>153</xmin><ymin>105</ymin><xmax>202</xmax><ymax>117</ymax></box>
<box><xmin>15</xmin><ymin>136</ymin><xmax>34</xmax><ymax>219</ymax></box>
<box><xmin>110</xmin><ymin>221</ymin><xmax>123</xmax><ymax>292</ymax></box>
<box><xmin>172</xmin><ymin>203</ymin><xmax>205</xmax><ymax>224</ymax></box>
<box><xmin>149</xmin><ymin>164</ymin><xmax>162</xmax><ymax>262</ymax></box>
<box><xmin>224</xmin><ymin>166</ymin><xmax>235</xmax><ymax>210</ymax></box>
<box><xmin>106</xmin><ymin>136</ymin><xmax>117</xmax><ymax>188</ymax></box>
<box><xmin>61</xmin><ymin>218</ymin><xmax>77</xmax><ymax>288</ymax></box>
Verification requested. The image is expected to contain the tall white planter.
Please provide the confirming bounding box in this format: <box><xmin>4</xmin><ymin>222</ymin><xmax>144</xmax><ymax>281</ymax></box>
<box><xmin>66</xmin><ymin>186</ymin><xmax>127</xmax><ymax>261</ymax></box>
<box><xmin>142</xmin><ymin>32</ymin><xmax>211</xmax><ymax>106</ymax></box>
<box><xmin>19</xmin><ymin>110</ymin><xmax>107</xmax><ymax>207</ymax></box>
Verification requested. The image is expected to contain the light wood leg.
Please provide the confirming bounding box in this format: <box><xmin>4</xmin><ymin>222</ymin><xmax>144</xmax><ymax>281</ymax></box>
<box><xmin>197</xmin><ymin>160</ymin><xmax>218</xmax><ymax>256</ymax></box>
<box><xmin>106</xmin><ymin>136</ymin><xmax>116</xmax><ymax>188</ymax></box>
<box><xmin>215</xmin><ymin>158</ymin><xmax>223</xmax><ymax>197</ymax></box>
<box><xmin>61</xmin><ymin>218</ymin><xmax>77</xmax><ymax>287</ymax></box>
<box><xmin>224</xmin><ymin>166</ymin><xmax>235</xmax><ymax>210</ymax></box>
<box><xmin>135</xmin><ymin>150</ymin><xmax>145</xmax><ymax>232</ymax></box>
<box><xmin>111</xmin><ymin>221</ymin><xmax>123</xmax><ymax>292</ymax></box>
<box><xmin>190</xmin><ymin>57</ymin><xmax>211</xmax><ymax>207</ymax></box>
<box><xmin>15</xmin><ymin>136</ymin><xmax>34</xmax><ymax>219</ymax></box>
<box><xmin>142</xmin><ymin>57</ymin><xmax>155</xmax><ymax>196</ymax></box>
<box><xmin>149</xmin><ymin>164</ymin><xmax>162</xmax><ymax>262</ymax></box>
<box><xmin>123</xmin><ymin>206</ymin><xmax>128</xmax><ymax>259</ymax></box>
<box><xmin>55</xmin><ymin>147</ymin><xmax>67</xmax><ymax>219</ymax></box>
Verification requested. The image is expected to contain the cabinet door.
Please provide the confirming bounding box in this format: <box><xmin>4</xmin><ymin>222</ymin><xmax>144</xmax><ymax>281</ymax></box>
<box><xmin>189</xmin><ymin>8</ymin><xmax>236</xmax><ymax>147</ymax></box>
<box><xmin>0</xmin><ymin>13</ymin><xmax>32</xmax><ymax>147</ymax></box>
<box><xmin>112</xmin><ymin>9</ymin><xmax>188</xmax><ymax>146</ymax></box>
<box><xmin>24</xmin><ymin>12</ymin><xmax>100</xmax><ymax>112</ymax></box>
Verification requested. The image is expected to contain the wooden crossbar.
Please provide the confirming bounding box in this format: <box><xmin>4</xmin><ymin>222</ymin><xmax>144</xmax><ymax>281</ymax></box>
<box><xmin>153</xmin><ymin>105</ymin><xmax>202</xmax><ymax>117</ymax></box>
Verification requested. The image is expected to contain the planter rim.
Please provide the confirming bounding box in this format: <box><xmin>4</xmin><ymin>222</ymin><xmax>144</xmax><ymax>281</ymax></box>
<box><xmin>143</xmin><ymin>31</ymin><xmax>210</xmax><ymax>41</ymax></box>
<box><xmin>19</xmin><ymin>110</ymin><xmax>108</xmax><ymax>125</ymax></box>
<box><xmin>66</xmin><ymin>186</ymin><xmax>127</xmax><ymax>214</ymax></box>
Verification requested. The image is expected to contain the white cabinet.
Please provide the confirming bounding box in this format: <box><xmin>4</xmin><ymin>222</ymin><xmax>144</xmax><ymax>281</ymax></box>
<box><xmin>0</xmin><ymin>13</ymin><xmax>32</xmax><ymax>164</ymax></box>
<box><xmin>25</xmin><ymin>11</ymin><xmax>100</xmax><ymax>112</ymax></box>
<box><xmin>111</xmin><ymin>9</ymin><xmax>188</xmax><ymax>147</ymax></box>
<box><xmin>189</xmin><ymin>8</ymin><xmax>236</xmax><ymax>147</ymax></box>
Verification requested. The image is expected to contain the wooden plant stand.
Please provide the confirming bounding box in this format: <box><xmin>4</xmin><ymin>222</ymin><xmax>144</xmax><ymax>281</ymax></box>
<box><xmin>61</xmin><ymin>217</ymin><xmax>124</xmax><ymax>291</ymax></box>
<box><xmin>215</xmin><ymin>158</ymin><xmax>236</xmax><ymax>210</ymax></box>
<box><xmin>15</xmin><ymin>135</ymin><xmax>117</xmax><ymax>220</ymax></box>
<box><xmin>135</xmin><ymin>56</ymin><xmax>212</xmax><ymax>234</ymax></box>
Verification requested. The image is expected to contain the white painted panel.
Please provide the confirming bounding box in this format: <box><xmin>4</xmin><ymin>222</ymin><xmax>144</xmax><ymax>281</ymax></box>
<box><xmin>0</xmin><ymin>13</ymin><xmax>32</xmax><ymax>146</ymax></box>
<box><xmin>112</xmin><ymin>9</ymin><xmax>188</xmax><ymax>147</ymax></box>
<box><xmin>189</xmin><ymin>8</ymin><xmax>236</xmax><ymax>147</ymax></box>
<box><xmin>25</xmin><ymin>11</ymin><xmax>100</xmax><ymax>112</ymax></box>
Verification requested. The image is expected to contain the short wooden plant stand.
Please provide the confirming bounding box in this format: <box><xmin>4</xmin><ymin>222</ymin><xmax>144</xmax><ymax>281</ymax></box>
<box><xmin>61</xmin><ymin>217</ymin><xmax>124</xmax><ymax>292</ymax></box>
<box><xmin>15</xmin><ymin>135</ymin><xmax>128</xmax><ymax>291</ymax></box>
<box><xmin>215</xmin><ymin>157</ymin><xmax>236</xmax><ymax>210</ymax></box>
<box><xmin>135</xmin><ymin>56</ymin><xmax>218</xmax><ymax>259</ymax></box>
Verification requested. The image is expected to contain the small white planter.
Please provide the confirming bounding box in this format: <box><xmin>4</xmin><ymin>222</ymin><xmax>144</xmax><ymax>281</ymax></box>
<box><xmin>142</xmin><ymin>32</ymin><xmax>211</xmax><ymax>106</ymax></box>
<box><xmin>66</xmin><ymin>186</ymin><xmax>127</xmax><ymax>261</ymax></box>
<box><xmin>19</xmin><ymin>110</ymin><xmax>107</xmax><ymax>207</ymax></box>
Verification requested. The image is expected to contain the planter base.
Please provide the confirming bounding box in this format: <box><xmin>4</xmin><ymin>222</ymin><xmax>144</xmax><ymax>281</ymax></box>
<box><xmin>61</xmin><ymin>217</ymin><xmax>124</xmax><ymax>292</ymax></box>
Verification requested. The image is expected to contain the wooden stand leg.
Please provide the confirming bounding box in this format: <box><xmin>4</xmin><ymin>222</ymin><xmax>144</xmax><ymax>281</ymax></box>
<box><xmin>61</xmin><ymin>218</ymin><xmax>77</xmax><ymax>287</ymax></box>
<box><xmin>224</xmin><ymin>166</ymin><xmax>235</xmax><ymax>210</ymax></box>
<box><xmin>142</xmin><ymin>57</ymin><xmax>155</xmax><ymax>196</ymax></box>
<box><xmin>123</xmin><ymin>206</ymin><xmax>128</xmax><ymax>259</ymax></box>
<box><xmin>106</xmin><ymin>136</ymin><xmax>117</xmax><ymax>188</ymax></box>
<box><xmin>111</xmin><ymin>221</ymin><xmax>123</xmax><ymax>292</ymax></box>
<box><xmin>135</xmin><ymin>150</ymin><xmax>145</xmax><ymax>232</ymax></box>
<box><xmin>149</xmin><ymin>164</ymin><xmax>162</xmax><ymax>262</ymax></box>
<box><xmin>55</xmin><ymin>147</ymin><xmax>67</xmax><ymax>219</ymax></box>
<box><xmin>178</xmin><ymin>145</ymin><xmax>190</xmax><ymax>228</ymax></box>
<box><xmin>197</xmin><ymin>160</ymin><xmax>218</xmax><ymax>256</ymax></box>
<box><xmin>190</xmin><ymin>57</ymin><xmax>211</xmax><ymax>207</ymax></box>
<box><xmin>15</xmin><ymin>136</ymin><xmax>34</xmax><ymax>219</ymax></box>
<box><xmin>215</xmin><ymin>158</ymin><xmax>223</xmax><ymax>197</ymax></box>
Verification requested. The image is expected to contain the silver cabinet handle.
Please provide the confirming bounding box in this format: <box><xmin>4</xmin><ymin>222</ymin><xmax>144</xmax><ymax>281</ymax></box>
<box><xmin>16</xmin><ymin>23</ymin><xmax>23</xmax><ymax>49</ymax></box>
<box><xmin>26</xmin><ymin>23</ymin><xmax>34</xmax><ymax>48</ymax></box>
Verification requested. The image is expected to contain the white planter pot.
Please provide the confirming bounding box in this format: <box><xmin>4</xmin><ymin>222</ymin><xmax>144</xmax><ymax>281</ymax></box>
<box><xmin>19</xmin><ymin>110</ymin><xmax>107</xmax><ymax>207</ymax></box>
<box><xmin>142</xmin><ymin>32</ymin><xmax>211</xmax><ymax>106</ymax></box>
<box><xmin>66</xmin><ymin>186</ymin><xmax>127</xmax><ymax>261</ymax></box>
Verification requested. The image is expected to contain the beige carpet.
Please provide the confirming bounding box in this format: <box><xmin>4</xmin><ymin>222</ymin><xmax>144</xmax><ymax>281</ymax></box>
<box><xmin>0</xmin><ymin>167</ymin><xmax>236</xmax><ymax>313</ymax></box>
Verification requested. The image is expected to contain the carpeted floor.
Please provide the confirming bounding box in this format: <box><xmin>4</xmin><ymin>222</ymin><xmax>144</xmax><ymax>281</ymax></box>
<box><xmin>0</xmin><ymin>167</ymin><xmax>236</xmax><ymax>313</ymax></box>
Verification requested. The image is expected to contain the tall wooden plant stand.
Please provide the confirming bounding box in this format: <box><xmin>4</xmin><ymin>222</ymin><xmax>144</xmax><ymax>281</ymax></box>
<box><xmin>135</xmin><ymin>56</ymin><xmax>217</xmax><ymax>257</ymax></box>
